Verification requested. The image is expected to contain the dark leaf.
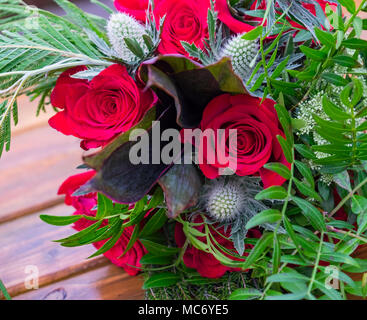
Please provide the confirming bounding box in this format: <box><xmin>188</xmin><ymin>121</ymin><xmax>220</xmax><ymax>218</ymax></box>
<box><xmin>158</xmin><ymin>164</ymin><xmax>202</xmax><ymax>218</ymax></box>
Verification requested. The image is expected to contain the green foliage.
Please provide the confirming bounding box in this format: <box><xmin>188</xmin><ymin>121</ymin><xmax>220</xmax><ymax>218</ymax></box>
<box><xmin>0</xmin><ymin>0</ymin><xmax>113</xmax><ymax>157</ymax></box>
<box><xmin>0</xmin><ymin>279</ymin><xmax>11</xmax><ymax>300</ymax></box>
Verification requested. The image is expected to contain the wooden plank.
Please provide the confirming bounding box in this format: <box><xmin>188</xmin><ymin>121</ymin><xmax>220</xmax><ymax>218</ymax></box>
<box><xmin>0</xmin><ymin>205</ymin><xmax>109</xmax><ymax>298</ymax></box>
<box><xmin>15</xmin><ymin>265</ymin><xmax>144</xmax><ymax>300</ymax></box>
<box><xmin>0</xmin><ymin>120</ymin><xmax>82</xmax><ymax>223</ymax></box>
<box><xmin>346</xmin><ymin>245</ymin><xmax>367</xmax><ymax>300</ymax></box>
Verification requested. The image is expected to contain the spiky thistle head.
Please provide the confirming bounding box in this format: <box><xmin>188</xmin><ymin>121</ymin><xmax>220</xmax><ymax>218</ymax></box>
<box><xmin>204</xmin><ymin>179</ymin><xmax>246</xmax><ymax>222</ymax></box>
<box><xmin>107</xmin><ymin>13</ymin><xmax>148</xmax><ymax>62</ymax></box>
<box><xmin>221</xmin><ymin>33</ymin><xmax>259</xmax><ymax>80</ymax></box>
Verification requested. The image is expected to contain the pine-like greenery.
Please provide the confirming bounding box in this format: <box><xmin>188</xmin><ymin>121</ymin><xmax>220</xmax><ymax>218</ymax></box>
<box><xmin>0</xmin><ymin>0</ymin><xmax>112</xmax><ymax>157</ymax></box>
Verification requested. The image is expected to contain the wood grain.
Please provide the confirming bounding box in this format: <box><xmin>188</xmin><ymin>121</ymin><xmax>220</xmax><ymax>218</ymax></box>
<box><xmin>0</xmin><ymin>121</ymin><xmax>82</xmax><ymax>223</ymax></box>
<box><xmin>15</xmin><ymin>265</ymin><xmax>144</xmax><ymax>300</ymax></box>
<box><xmin>0</xmin><ymin>205</ymin><xmax>109</xmax><ymax>297</ymax></box>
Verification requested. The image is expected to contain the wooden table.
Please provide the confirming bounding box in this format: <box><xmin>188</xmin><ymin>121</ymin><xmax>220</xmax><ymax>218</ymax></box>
<box><xmin>0</xmin><ymin>96</ymin><xmax>144</xmax><ymax>300</ymax></box>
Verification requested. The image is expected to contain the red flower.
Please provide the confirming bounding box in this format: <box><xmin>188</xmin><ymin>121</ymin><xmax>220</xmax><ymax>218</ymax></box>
<box><xmin>58</xmin><ymin>172</ymin><xmax>147</xmax><ymax>275</ymax></box>
<box><xmin>153</xmin><ymin>0</ymin><xmax>210</xmax><ymax>56</ymax></box>
<box><xmin>197</xmin><ymin>94</ymin><xmax>290</xmax><ymax>188</ymax></box>
<box><xmin>175</xmin><ymin>216</ymin><xmax>261</xmax><ymax>278</ymax></box>
<box><xmin>49</xmin><ymin>64</ymin><xmax>157</xmax><ymax>150</ymax></box>
<box><xmin>114</xmin><ymin>0</ymin><xmax>149</xmax><ymax>22</ymax></box>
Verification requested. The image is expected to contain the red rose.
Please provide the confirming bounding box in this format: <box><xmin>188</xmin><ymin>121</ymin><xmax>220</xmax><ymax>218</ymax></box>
<box><xmin>58</xmin><ymin>172</ymin><xmax>147</xmax><ymax>275</ymax></box>
<box><xmin>114</xmin><ymin>0</ymin><xmax>149</xmax><ymax>22</ymax></box>
<box><xmin>175</xmin><ymin>216</ymin><xmax>261</xmax><ymax>278</ymax></box>
<box><xmin>153</xmin><ymin>0</ymin><xmax>210</xmax><ymax>56</ymax></box>
<box><xmin>49</xmin><ymin>64</ymin><xmax>157</xmax><ymax>150</ymax></box>
<box><xmin>197</xmin><ymin>94</ymin><xmax>290</xmax><ymax>188</ymax></box>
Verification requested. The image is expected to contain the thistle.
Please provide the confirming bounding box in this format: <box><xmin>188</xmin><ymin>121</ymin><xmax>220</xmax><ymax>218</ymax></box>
<box><xmin>204</xmin><ymin>178</ymin><xmax>247</xmax><ymax>222</ymax></box>
<box><xmin>221</xmin><ymin>33</ymin><xmax>259</xmax><ymax>80</ymax></box>
<box><xmin>107</xmin><ymin>13</ymin><xmax>148</xmax><ymax>62</ymax></box>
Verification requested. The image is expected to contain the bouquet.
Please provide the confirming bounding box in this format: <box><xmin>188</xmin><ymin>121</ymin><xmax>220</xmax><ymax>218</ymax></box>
<box><xmin>1</xmin><ymin>0</ymin><xmax>367</xmax><ymax>300</ymax></box>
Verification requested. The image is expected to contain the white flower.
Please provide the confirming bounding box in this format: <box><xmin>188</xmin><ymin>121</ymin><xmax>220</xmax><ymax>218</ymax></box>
<box><xmin>107</xmin><ymin>13</ymin><xmax>148</xmax><ymax>62</ymax></box>
<box><xmin>221</xmin><ymin>33</ymin><xmax>259</xmax><ymax>79</ymax></box>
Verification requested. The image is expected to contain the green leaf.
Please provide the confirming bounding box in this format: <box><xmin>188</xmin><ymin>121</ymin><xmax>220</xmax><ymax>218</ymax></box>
<box><xmin>293</xmin><ymin>178</ymin><xmax>322</xmax><ymax>202</ymax></box>
<box><xmin>139</xmin><ymin>208</ymin><xmax>167</xmax><ymax>237</ymax></box>
<box><xmin>88</xmin><ymin>221</ymin><xmax>123</xmax><ymax>258</ymax></box>
<box><xmin>255</xmin><ymin>186</ymin><xmax>288</xmax><ymax>200</ymax></box>
<box><xmin>321</xmin><ymin>73</ymin><xmax>349</xmax><ymax>86</ymax></box>
<box><xmin>263</xmin><ymin>162</ymin><xmax>291</xmax><ymax>180</ymax></box>
<box><xmin>272</xmin><ymin>234</ymin><xmax>281</xmax><ymax>273</ymax></box>
<box><xmin>277</xmin><ymin>135</ymin><xmax>293</xmax><ymax>163</ymax></box>
<box><xmin>40</xmin><ymin>214</ymin><xmax>82</xmax><ymax>226</ymax></box>
<box><xmin>295</xmin><ymin>160</ymin><xmax>314</xmax><ymax>188</ymax></box>
<box><xmin>342</xmin><ymin>38</ymin><xmax>367</xmax><ymax>50</ymax></box>
<box><xmin>245</xmin><ymin>209</ymin><xmax>282</xmax><ymax>229</ymax></box>
<box><xmin>265</xmin><ymin>292</ymin><xmax>306</xmax><ymax>300</ymax></box>
<box><xmin>142</xmin><ymin>272</ymin><xmax>180</xmax><ymax>289</ymax></box>
<box><xmin>300</xmin><ymin>45</ymin><xmax>327</xmax><ymax>61</ymax></box>
<box><xmin>333</xmin><ymin>171</ymin><xmax>352</xmax><ymax>191</ymax></box>
<box><xmin>322</xmin><ymin>96</ymin><xmax>350</xmax><ymax>121</ymax></box>
<box><xmin>338</xmin><ymin>0</ymin><xmax>356</xmax><ymax>13</ymax></box>
<box><xmin>314</xmin><ymin>28</ymin><xmax>335</xmax><ymax>47</ymax></box>
<box><xmin>241</xmin><ymin>233</ymin><xmax>273</xmax><ymax>270</ymax></box>
<box><xmin>139</xmin><ymin>239</ymin><xmax>179</xmax><ymax>256</ymax></box>
<box><xmin>320</xmin><ymin>252</ymin><xmax>360</xmax><ymax>267</ymax></box>
<box><xmin>228</xmin><ymin>288</ymin><xmax>262</xmax><ymax>300</ymax></box>
<box><xmin>242</xmin><ymin>26</ymin><xmax>263</xmax><ymax>40</ymax></box>
<box><xmin>119</xmin><ymin>224</ymin><xmax>140</xmax><ymax>258</ymax></box>
<box><xmin>96</xmin><ymin>193</ymin><xmax>113</xmax><ymax>220</ymax></box>
<box><xmin>332</xmin><ymin>55</ymin><xmax>360</xmax><ymax>68</ymax></box>
<box><xmin>147</xmin><ymin>187</ymin><xmax>164</xmax><ymax>210</ymax></box>
<box><xmin>294</xmin><ymin>144</ymin><xmax>316</xmax><ymax>159</ymax></box>
<box><xmin>0</xmin><ymin>279</ymin><xmax>11</xmax><ymax>300</ymax></box>
<box><xmin>291</xmin><ymin>197</ymin><xmax>326</xmax><ymax>231</ymax></box>
<box><xmin>140</xmin><ymin>253</ymin><xmax>174</xmax><ymax>265</ymax></box>
<box><xmin>283</xmin><ymin>216</ymin><xmax>304</xmax><ymax>257</ymax></box>
<box><xmin>54</xmin><ymin>220</ymin><xmax>103</xmax><ymax>244</ymax></box>
<box><xmin>352</xmin><ymin>194</ymin><xmax>367</xmax><ymax>214</ymax></box>
<box><xmin>266</xmin><ymin>272</ymin><xmax>308</xmax><ymax>283</ymax></box>
<box><xmin>124</xmin><ymin>37</ymin><xmax>145</xmax><ymax>59</ymax></box>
